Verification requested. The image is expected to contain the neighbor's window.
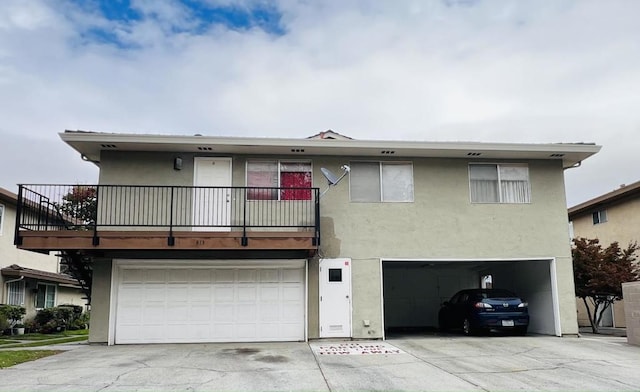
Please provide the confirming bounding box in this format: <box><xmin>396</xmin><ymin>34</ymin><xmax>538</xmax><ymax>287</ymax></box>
<box><xmin>592</xmin><ymin>210</ymin><xmax>607</xmax><ymax>225</ymax></box>
<box><xmin>246</xmin><ymin>160</ymin><xmax>312</xmax><ymax>200</ymax></box>
<box><xmin>7</xmin><ymin>280</ymin><xmax>25</xmax><ymax>306</ymax></box>
<box><xmin>350</xmin><ymin>162</ymin><xmax>414</xmax><ymax>202</ymax></box>
<box><xmin>36</xmin><ymin>283</ymin><xmax>56</xmax><ymax>309</ymax></box>
<box><xmin>469</xmin><ymin>164</ymin><xmax>531</xmax><ymax>203</ymax></box>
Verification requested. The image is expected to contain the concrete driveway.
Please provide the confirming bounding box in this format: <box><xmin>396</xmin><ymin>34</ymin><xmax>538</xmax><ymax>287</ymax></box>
<box><xmin>1</xmin><ymin>334</ymin><xmax>639</xmax><ymax>391</ymax></box>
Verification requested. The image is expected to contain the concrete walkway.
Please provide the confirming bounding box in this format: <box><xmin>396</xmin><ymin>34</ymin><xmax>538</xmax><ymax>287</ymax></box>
<box><xmin>0</xmin><ymin>335</ymin><xmax>638</xmax><ymax>391</ymax></box>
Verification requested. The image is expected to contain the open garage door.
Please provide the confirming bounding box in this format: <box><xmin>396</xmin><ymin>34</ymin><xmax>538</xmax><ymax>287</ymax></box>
<box><xmin>382</xmin><ymin>259</ymin><xmax>559</xmax><ymax>336</ymax></box>
<box><xmin>112</xmin><ymin>260</ymin><xmax>306</xmax><ymax>344</ymax></box>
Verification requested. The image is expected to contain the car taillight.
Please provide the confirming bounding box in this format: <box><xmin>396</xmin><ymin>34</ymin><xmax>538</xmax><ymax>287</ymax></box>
<box><xmin>474</xmin><ymin>302</ymin><xmax>492</xmax><ymax>309</ymax></box>
<box><xmin>518</xmin><ymin>302</ymin><xmax>528</xmax><ymax>308</ymax></box>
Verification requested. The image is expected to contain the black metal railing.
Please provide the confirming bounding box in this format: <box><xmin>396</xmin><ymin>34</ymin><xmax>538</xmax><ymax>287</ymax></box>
<box><xmin>15</xmin><ymin>184</ymin><xmax>321</xmax><ymax>247</ymax></box>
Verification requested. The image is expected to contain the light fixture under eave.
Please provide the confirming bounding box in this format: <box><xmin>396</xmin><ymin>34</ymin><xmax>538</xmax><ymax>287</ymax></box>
<box><xmin>320</xmin><ymin>165</ymin><xmax>350</xmax><ymax>197</ymax></box>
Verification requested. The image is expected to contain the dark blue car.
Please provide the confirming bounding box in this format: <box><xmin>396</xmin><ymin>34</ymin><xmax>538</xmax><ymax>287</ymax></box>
<box><xmin>438</xmin><ymin>289</ymin><xmax>529</xmax><ymax>336</ymax></box>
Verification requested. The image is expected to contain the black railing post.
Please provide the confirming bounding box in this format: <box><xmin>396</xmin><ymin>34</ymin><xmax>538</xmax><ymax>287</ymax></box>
<box><xmin>168</xmin><ymin>186</ymin><xmax>175</xmax><ymax>246</ymax></box>
<box><xmin>314</xmin><ymin>189</ymin><xmax>321</xmax><ymax>246</ymax></box>
<box><xmin>14</xmin><ymin>185</ymin><xmax>23</xmax><ymax>246</ymax></box>
<box><xmin>92</xmin><ymin>185</ymin><xmax>100</xmax><ymax>246</ymax></box>
<box><xmin>241</xmin><ymin>188</ymin><xmax>248</xmax><ymax>246</ymax></box>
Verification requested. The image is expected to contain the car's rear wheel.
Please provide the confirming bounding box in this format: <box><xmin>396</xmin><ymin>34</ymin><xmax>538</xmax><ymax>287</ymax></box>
<box><xmin>462</xmin><ymin>318</ymin><xmax>474</xmax><ymax>336</ymax></box>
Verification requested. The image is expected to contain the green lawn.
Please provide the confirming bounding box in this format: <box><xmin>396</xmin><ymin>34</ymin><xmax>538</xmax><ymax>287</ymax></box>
<box><xmin>0</xmin><ymin>350</ymin><xmax>61</xmax><ymax>368</ymax></box>
<box><xmin>0</xmin><ymin>329</ymin><xmax>88</xmax><ymax>349</ymax></box>
<box><xmin>0</xmin><ymin>329</ymin><xmax>89</xmax><ymax>341</ymax></box>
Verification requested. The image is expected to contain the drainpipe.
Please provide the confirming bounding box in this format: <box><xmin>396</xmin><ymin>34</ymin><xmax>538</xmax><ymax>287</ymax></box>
<box><xmin>3</xmin><ymin>276</ymin><xmax>24</xmax><ymax>305</ymax></box>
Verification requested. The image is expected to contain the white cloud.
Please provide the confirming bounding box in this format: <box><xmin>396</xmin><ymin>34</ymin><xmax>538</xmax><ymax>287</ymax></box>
<box><xmin>1</xmin><ymin>0</ymin><xmax>639</xmax><ymax>206</ymax></box>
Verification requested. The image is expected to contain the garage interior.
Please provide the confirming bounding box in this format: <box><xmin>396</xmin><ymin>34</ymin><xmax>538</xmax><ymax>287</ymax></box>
<box><xmin>382</xmin><ymin>259</ymin><xmax>558</xmax><ymax>337</ymax></box>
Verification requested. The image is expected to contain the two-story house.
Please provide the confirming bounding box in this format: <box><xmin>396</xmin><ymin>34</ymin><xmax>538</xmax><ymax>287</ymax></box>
<box><xmin>13</xmin><ymin>130</ymin><xmax>600</xmax><ymax>344</ymax></box>
<box><xmin>1</xmin><ymin>188</ymin><xmax>86</xmax><ymax>319</ymax></box>
<box><xmin>568</xmin><ymin>180</ymin><xmax>640</xmax><ymax>328</ymax></box>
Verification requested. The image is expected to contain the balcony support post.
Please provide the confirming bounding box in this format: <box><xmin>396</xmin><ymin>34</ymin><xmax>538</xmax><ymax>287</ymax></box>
<box><xmin>14</xmin><ymin>185</ymin><xmax>23</xmax><ymax>246</ymax></box>
<box><xmin>168</xmin><ymin>187</ymin><xmax>175</xmax><ymax>246</ymax></box>
<box><xmin>241</xmin><ymin>188</ymin><xmax>248</xmax><ymax>246</ymax></box>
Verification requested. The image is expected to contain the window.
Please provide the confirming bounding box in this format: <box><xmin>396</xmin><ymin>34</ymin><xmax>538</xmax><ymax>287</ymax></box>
<box><xmin>350</xmin><ymin>162</ymin><xmax>414</xmax><ymax>202</ymax></box>
<box><xmin>592</xmin><ymin>210</ymin><xmax>607</xmax><ymax>225</ymax></box>
<box><xmin>0</xmin><ymin>204</ymin><xmax>4</xmax><ymax>235</ymax></box>
<box><xmin>328</xmin><ymin>268</ymin><xmax>342</xmax><ymax>282</ymax></box>
<box><xmin>246</xmin><ymin>161</ymin><xmax>312</xmax><ymax>200</ymax></box>
<box><xmin>469</xmin><ymin>164</ymin><xmax>531</xmax><ymax>203</ymax></box>
<box><xmin>7</xmin><ymin>280</ymin><xmax>25</xmax><ymax>306</ymax></box>
<box><xmin>36</xmin><ymin>283</ymin><xmax>56</xmax><ymax>309</ymax></box>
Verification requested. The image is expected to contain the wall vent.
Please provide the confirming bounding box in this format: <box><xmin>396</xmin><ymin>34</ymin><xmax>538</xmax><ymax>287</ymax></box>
<box><xmin>198</xmin><ymin>146</ymin><xmax>213</xmax><ymax>151</ymax></box>
<box><xmin>291</xmin><ymin>148</ymin><xmax>305</xmax><ymax>153</ymax></box>
<box><xmin>101</xmin><ymin>144</ymin><xmax>117</xmax><ymax>149</ymax></box>
<box><xmin>467</xmin><ymin>152</ymin><xmax>482</xmax><ymax>156</ymax></box>
<box><xmin>381</xmin><ymin>150</ymin><xmax>395</xmax><ymax>154</ymax></box>
<box><xmin>550</xmin><ymin>153</ymin><xmax>565</xmax><ymax>157</ymax></box>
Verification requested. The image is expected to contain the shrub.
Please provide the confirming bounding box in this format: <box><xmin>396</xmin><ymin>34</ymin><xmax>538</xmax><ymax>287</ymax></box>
<box><xmin>0</xmin><ymin>313</ymin><xmax>8</xmax><ymax>334</ymax></box>
<box><xmin>0</xmin><ymin>305</ymin><xmax>26</xmax><ymax>328</ymax></box>
<box><xmin>32</xmin><ymin>306</ymin><xmax>88</xmax><ymax>333</ymax></box>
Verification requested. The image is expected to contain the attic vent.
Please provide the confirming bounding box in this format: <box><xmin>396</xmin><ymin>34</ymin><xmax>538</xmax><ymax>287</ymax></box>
<box><xmin>550</xmin><ymin>153</ymin><xmax>565</xmax><ymax>157</ymax></box>
<box><xmin>101</xmin><ymin>144</ymin><xmax>117</xmax><ymax>149</ymax></box>
<box><xmin>198</xmin><ymin>146</ymin><xmax>213</xmax><ymax>151</ymax></box>
<box><xmin>381</xmin><ymin>150</ymin><xmax>395</xmax><ymax>155</ymax></box>
<box><xmin>467</xmin><ymin>152</ymin><xmax>482</xmax><ymax>156</ymax></box>
<box><xmin>291</xmin><ymin>148</ymin><xmax>305</xmax><ymax>153</ymax></box>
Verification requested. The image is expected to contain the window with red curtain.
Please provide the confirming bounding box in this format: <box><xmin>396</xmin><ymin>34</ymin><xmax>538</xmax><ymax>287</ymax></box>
<box><xmin>280</xmin><ymin>162</ymin><xmax>312</xmax><ymax>200</ymax></box>
<box><xmin>247</xmin><ymin>161</ymin><xmax>312</xmax><ymax>200</ymax></box>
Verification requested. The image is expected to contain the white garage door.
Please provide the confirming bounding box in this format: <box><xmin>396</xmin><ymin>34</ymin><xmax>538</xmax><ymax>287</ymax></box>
<box><xmin>114</xmin><ymin>260</ymin><xmax>306</xmax><ymax>344</ymax></box>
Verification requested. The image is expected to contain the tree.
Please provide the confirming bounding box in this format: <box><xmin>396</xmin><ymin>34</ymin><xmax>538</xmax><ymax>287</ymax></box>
<box><xmin>572</xmin><ymin>237</ymin><xmax>639</xmax><ymax>333</ymax></box>
<box><xmin>55</xmin><ymin>186</ymin><xmax>97</xmax><ymax>304</ymax></box>
<box><xmin>56</xmin><ymin>185</ymin><xmax>97</xmax><ymax>228</ymax></box>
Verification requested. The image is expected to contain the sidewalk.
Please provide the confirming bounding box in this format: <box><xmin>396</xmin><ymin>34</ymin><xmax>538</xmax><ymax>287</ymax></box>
<box><xmin>579</xmin><ymin>326</ymin><xmax>627</xmax><ymax>337</ymax></box>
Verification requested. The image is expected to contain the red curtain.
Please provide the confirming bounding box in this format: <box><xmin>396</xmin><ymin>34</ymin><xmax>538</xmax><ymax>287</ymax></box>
<box><xmin>280</xmin><ymin>172</ymin><xmax>312</xmax><ymax>200</ymax></box>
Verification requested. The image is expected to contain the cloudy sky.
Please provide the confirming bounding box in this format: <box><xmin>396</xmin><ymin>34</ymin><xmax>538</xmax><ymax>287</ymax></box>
<box><xmin>1</xmin><ymin>0</ymin><xmax>638</xmax><ymax>207</ymax></box>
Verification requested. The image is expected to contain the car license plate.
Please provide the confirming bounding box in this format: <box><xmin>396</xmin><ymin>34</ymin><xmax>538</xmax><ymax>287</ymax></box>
<box><xmin>502</xmin><ymin>320</ymin><xmax>515</xmax><ymax>327</ymax></box>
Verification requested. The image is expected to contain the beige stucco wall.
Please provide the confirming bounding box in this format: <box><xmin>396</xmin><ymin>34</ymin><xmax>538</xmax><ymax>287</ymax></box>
<box><xmin>88</xmin><ymin>259</ymin><xmax>112</xmax><ymax>344</ymax></box>
<box><xmin>93</xmin><ymin>152</ymin><xmax>578</xmax><ymax>340</ymax></box>
<box><xmin>1</xmin><ymin>201</ymin><xmax>75</xmax><ymax>313</ymax></box>
<box><xmin>622</xmin><ymin>281</ymin><xmax>640</xmax><ymax>345</ymax></box>
<box><xmin>0</xmin><ymin>202</ymin><xmax>59</xmax><ymax>272</ymax></box>
<box><xmin>571</xmin><ymin>196</ymin><xmax>640</xmax><ymax>328</ymax></box>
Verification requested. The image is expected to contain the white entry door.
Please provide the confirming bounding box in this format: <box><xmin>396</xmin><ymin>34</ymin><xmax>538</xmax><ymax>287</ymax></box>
<box><xmin>193</xmin><ymin>157</ymin><xmax>232</xmax><ymax>231</ymax></box>
<box><xmin>319</xmin><ymin>258</ymin><xmax>352</xmax><ymax>338</ymax></box>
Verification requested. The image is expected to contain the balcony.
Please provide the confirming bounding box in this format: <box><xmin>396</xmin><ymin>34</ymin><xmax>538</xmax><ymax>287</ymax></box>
<box><xmin>14</xmin><ymin>184</ymin><xmax>320</xmax><ymax>255</ymax></box>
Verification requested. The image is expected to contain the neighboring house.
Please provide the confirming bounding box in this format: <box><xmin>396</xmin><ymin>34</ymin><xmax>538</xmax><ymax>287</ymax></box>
<box><xmin>0</xmin><ymin>188</ymin><xmax>86</xmax><ymax>319</ymax></box>
<box><xmin>568</xmin><ymin>180</ymin><xmax>640</xmax><ymax>328</ymax></box>
<box><xmin>13</xmin><ymin>130</ymin><xmax>600</xmax><ymax>345</ymax></box>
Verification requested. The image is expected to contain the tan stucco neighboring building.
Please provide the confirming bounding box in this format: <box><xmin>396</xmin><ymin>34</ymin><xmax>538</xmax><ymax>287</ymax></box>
<box><xmin>1</xmin><ymin>188</ymin><xmax>86</xmax><ymax>320</ymax></box>
<box><xmin>569</xmin><ymin>180</ymin><xmax>640</xmax><ymax>328</ymax></box>
<box><xmin>13</xmin><ymin>131</ymin><xmax>600</xmax><ymax>344</ymax></box>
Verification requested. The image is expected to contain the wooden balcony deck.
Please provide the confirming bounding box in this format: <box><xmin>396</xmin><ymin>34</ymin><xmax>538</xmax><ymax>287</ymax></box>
<box><xmin>17</xmin><ymin>230</ymin><xmax>318</xmax><ymax>253</ymax></box>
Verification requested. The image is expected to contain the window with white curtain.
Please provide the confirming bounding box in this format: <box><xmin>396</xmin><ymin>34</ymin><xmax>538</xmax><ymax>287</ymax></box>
<box><xmin>7</xmin><ymin>280</ymin><xmax>25</xmax><ymax>306</ymax></box>
<box><xmin>350</xmin><ymin>162</ymin><xmax>414</xmax><ymax>202</ymax></box>
<box><xmin>469</xmin><ymin>164</ymin><xmax>531</xmax><ymax>203</ymax></box>
<box><xmin>36</xmin><ymin>283</ymin><xmax>56</xmax><ymax>309</ymax></box>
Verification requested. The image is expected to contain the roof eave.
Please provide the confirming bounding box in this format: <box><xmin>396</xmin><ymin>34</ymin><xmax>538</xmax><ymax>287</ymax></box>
<box><xmin>60</xmin><ymin>131</ymin><xmax>601</xmax><ymax>169</ymax></box>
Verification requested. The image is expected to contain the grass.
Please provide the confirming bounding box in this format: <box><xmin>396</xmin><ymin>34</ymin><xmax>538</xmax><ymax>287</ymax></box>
<box><xmin>0</xmin><ymin>350</ymin><xmax>62</xmax><ymax>368</ymax></box>
<box><xmin>0</xmin><ymin>329</ymin><xmax>89</xmax><ymax>341</ymax></box>
<box><xmin>0</xmin><ymin>329</ymin><xmax>89</xmax><ymax>349</ymax></box>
